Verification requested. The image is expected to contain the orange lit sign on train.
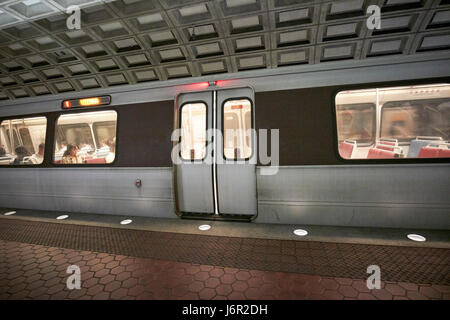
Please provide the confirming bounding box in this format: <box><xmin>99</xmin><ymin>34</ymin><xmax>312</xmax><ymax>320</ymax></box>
<box><xmin>62</xmin><ymin>96</ymin><xmax>111</xmax><ymax>109</ymax></box>
<box><xmin>79</xmin><ymin>97</ymin><xmax>101</xmax><ymax>106</ymax></box>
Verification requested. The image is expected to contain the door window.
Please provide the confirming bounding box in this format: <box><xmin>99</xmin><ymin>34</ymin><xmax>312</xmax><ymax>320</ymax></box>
<box><xmin>223</xmin><ymin>99</ymin><xmax>252</xmax><ymax>160</ymax></box>
<box><xmin>180</xmin><ymin>102</ymin><xmax>207</xmax><ymax>160</ymax></box>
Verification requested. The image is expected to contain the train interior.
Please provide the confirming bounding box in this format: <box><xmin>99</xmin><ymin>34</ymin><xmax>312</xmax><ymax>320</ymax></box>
<box><xmin>0</xmin><ymin>117</ymin><xmax>46</xmax><ymax>165</ymax></box>
<box><xmin>336</xmin><ymin>84</ymin><xmax>450</xmax><ymax>159</ymax></box>
<box><xmin>0</xmin><ymin>111</ymin><xmax>117</xmax><ymax>165</ymax></box>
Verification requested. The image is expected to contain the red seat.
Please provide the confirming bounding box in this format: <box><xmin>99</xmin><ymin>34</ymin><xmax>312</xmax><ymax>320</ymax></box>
<box><xmin>367</xmin><ymin>148</ymin><xmax>399</xmax><ymax>159</ymax></box>
<box><xmin>85</xmin><ymin>158</ymin><xmax>106</xmax><ymax>164</ymax></box>
<box><xmin>379</xmin><ymin>140</ymin><xmax>397</xmax><ymax>146</ymax></box>
<box><xmin>418</xmin><ymin>147</ymin><xmax>439</xmax><ymax>158</ymax></box>
<box><xmin>338</xmin><ymin>141</ymin><xmax>355</xmax><ymax>159</ymax></box>
<box><xmin>54</xmin><ymin>160</ymin><xmax>61</xmax><ymax>164</ymax></box>
<box><xmin>376</xmin><ymin>145</ymin><xmax>395</xmax><ymax>151</ymax></box>
<box><xmin>419</xmin><ymin>147</ymin><xmax>450</xmax><ymax>158</ymax></box>
<box><xmin>441</xmin><ymin>149</ymin><xmax>450</xmax><ymax>157</ymax></box>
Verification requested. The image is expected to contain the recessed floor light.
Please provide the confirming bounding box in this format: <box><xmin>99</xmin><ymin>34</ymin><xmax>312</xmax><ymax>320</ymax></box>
<box><xmin>293</xmin><ymin>229</ymin><xmax>308</xmax><ymax>236</ymax></box>
<box><xmin>407</xmin><ymin>234</ymin><xmax>426</xmax><ymax>242</ymax></box>
<box><xmin>4</xmin><ymin>211</ymin><xmax>16</xmax><ymax>216</ymax></box>
<box><xmin>120</xmin><ymin>219</ymin><xmax>132</xmax><ymax>225</ymax></box>
<box><xmin>198</xmin><ymin>224</ymin><xmax>211</xmax><ymax>231</ymax></box>
<box><xmin>56</xmin><ymin>215</ymin><xmax>69</xmax><ymax>220</ymax></box>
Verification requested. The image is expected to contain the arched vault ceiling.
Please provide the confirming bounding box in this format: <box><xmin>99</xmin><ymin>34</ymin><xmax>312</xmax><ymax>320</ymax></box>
<box><xmin>0</xmin><ymin>0</ymin><xmax>449</xmax><ymax>101</ymax></box>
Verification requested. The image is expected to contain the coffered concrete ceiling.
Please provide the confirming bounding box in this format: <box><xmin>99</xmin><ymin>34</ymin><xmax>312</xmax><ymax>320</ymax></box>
<box><xmin>0</xmin><ymin>0</ymin><xmax>449</xmax><ymax>101</ymax></box>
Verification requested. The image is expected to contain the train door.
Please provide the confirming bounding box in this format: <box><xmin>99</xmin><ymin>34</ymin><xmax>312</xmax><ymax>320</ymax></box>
<box><xmin>174</xmin><ymin>87</ymin><xmax>257</xmax><ymax>219</ymax></box>
<box><xmin>174</xmin><ymin>91</ymin><xmax>214</xmax><ymax>214</ymax></box>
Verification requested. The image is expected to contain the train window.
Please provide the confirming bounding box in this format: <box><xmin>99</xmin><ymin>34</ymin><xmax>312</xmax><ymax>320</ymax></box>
<box><xmin>223</xmin><ymin>99</ymin><xmax>252</xmax><ymax>160</ymax></box>
<box><xmin>381</xmin><ymin>100</ymin><xmax>449</xmax><ymax>142</ymax></box>
<box><xmin>180</xmin><ymin>103</ymin><xmax>207</xmax><ymax>160</ymax></box>
<box><xmin>54</xmin><ymin>110</ymin><xmax>117</xmax><ymax>164</ymax></box>
<box><xmin>336</xmin><ymin>84</ymin><xmax>450</xmax><ymax>159</ymax></box>
<box><xmin>336</xmin><ymin>104</ymin><xmax>376</xmax><ymax>145</ymax></box>
<box><xmin>0</xmin><ymin>117</ymin><xmax>47</xmax><ymax>165</ymax></box>
<box><xmin>93</xmin><ymin>121</ymin><xmax>117</xmax><ymax>150</ymax></box>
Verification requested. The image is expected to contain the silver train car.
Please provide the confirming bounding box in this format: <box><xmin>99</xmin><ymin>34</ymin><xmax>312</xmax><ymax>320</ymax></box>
<box><xmin>0</xmin><ymin>55</ymin><xmax>449</xmax><ymax>230</ymax></box>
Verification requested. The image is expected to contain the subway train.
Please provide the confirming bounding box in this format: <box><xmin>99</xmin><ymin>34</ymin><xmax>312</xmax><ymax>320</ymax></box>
<box><xmin>0</xmin><ymin>55</ymin><xmax>449</xmax><ymax>230</ymax></box>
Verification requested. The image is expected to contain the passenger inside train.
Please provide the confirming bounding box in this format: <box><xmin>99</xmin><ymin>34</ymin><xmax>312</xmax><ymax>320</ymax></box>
<box><xmin>12</xmin><ymin>146</ymin><xmax>30</xmax><ymax>165</ymax></box>
<box><xmin>104</xmin><ymin>138</ymin><xmax>116</xmax><ymax>164</ymax></box>
<box><xmin>29</xmin><ymin>143</ymin><xmax>45</xmax><ymax>165</ymax></box>
<box><xmin>61</xmin><ymin>144</ymin><xmax>83</xmax><ymax>164</ymax></box>
<box><xmin>336</xmin><ymin>84</ymin><xmax>450</xmax><ymax>159</ymax></box>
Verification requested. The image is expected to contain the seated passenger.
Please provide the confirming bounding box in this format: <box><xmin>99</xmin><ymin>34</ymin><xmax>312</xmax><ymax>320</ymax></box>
<box><xmin>29</xmin><ymin>143</ymin><xmax>44</xmax><ymax>164</ymax></box>
<box><xmin>105</xmin><ymin>138</ymin><xmax>116</xmax><ymax>163</ymax></box>
<box><xmin>58</xmin><ymin>141</ymin><xmax>67</xmax><ymax>153</ymax></box>
<box><xmin>61</xmin><ymin>144</ymin><xmax>82</xmax><ymax>164</ymax></box>
<box><xmin>13</xmin><ymin>146</ymin><xmax>31</xmax><ymax>164</ymax></box>
<box><xmin>79</xmin><ymin>142</ymin><xmax>93</xmax><ymax>153</ymax></box>
<box><xmin>0</xmin><ymin>146</ymin><xmax>5</xmax><ymax>157</ymax></box>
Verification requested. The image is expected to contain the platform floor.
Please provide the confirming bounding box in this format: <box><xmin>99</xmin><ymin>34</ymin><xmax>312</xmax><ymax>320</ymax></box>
<box><xmin>0</xmin><ymin>209</ymin><xmax>449</xmax><ymax>300</ymax></box>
